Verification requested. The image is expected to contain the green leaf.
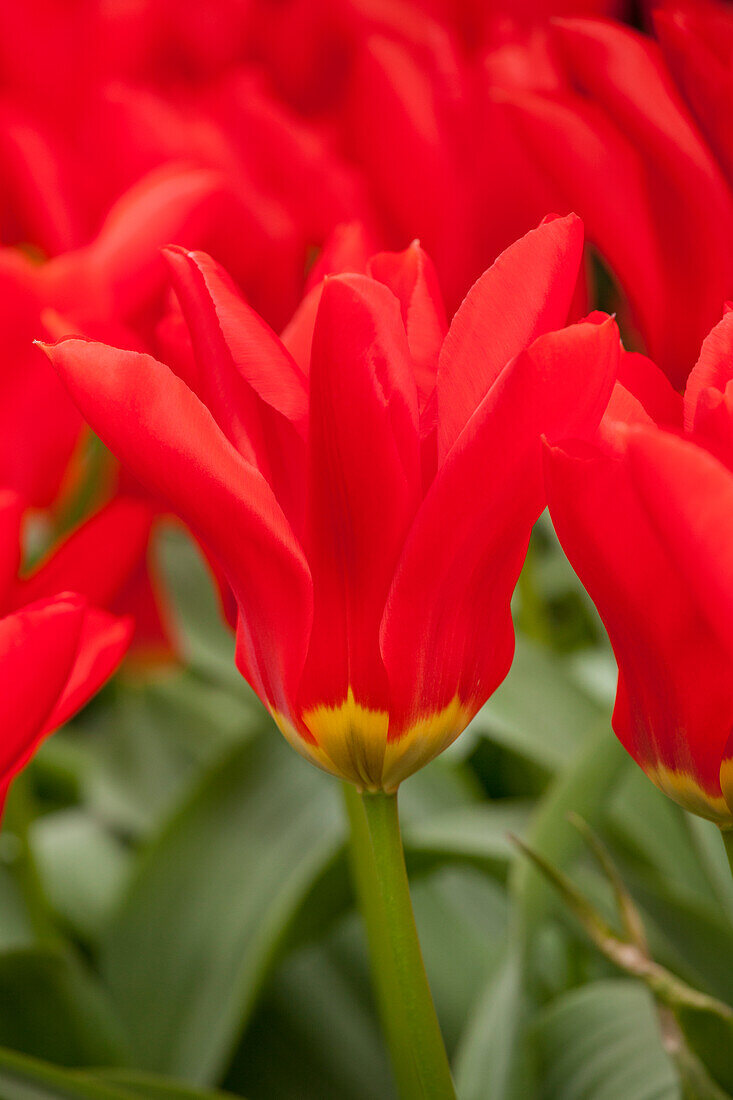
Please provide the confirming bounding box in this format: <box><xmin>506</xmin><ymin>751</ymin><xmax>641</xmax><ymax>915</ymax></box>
<box><xmin>402</xmin><ymin>801</ymin><xmax>531</xmax><ymax>878</ymax></box>
<box><xmin>0</xmin><ymin>947</ymin><xmax>128</xmax><ymax>1068</ymax></box>
<box><xmin>454</xmin><ymin>942</ymin><xmax>535</xmax><ymax>1100</ymax></box>
<box><xmin>228</xmin><ymin>915</ymin><xmax>395</xmax><ymax>1100</ymax></box>
<box><xmin>0</xmin><ymin>1046</ymin><xmax>133</xmax><ymax>1100</ymax></box>
<box><xmin>95</xmin><ymin>1070</ymin><xmax>240</xmax><ymax>1098</ymax></box>
<box><xmin>30</xmin><ymin>811</ymin><xmax>129</xmax><ymax>942</ymax></box>
<box><xmin>411</xmin><ymin>867</ymin><xmax>508</xmax><ymax>1054</ymax></box>
<box><xmin>99</xmin><ymin>732</ymin><xmax>344</xmax><ymax>1085</ymax></box>
<box><xmin>470</xmin><ymin>638</ymin><xmax>605</xmax><ymax>774</ymax></box>
<box><xmin>61</xmin><ymin>675</ymin><xmax>258</xmax><ymax>838</ymax></box>
<box><xmin>0</xmin><ymin>1047</ymin><xmax>238</xmax><ymax>1100</ymax></box>
<box><xmin>536</xmin><ymin>980</ymin><xmax>679</xmax><ymax>1100</ymax></box>
<box><xmin>156</xmin><ymin>527</ymin><xmax>252</xmax><ymax>695</ymax></box>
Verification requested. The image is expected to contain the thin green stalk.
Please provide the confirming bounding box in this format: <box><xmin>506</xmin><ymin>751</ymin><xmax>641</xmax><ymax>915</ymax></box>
<box><xmin>721</xmin><ymin>829</ymin><xmax>733</xmax><ymax>881</ymax></box>
<box><xmin>342</xmin><ymin>784</ymin><xmax>423</xmax><ymax>1098</ymax></box>
<box><xmin>359</xmin><ymin>789</ymin><xmax>456</xmax><ymax>1100</ymax></box>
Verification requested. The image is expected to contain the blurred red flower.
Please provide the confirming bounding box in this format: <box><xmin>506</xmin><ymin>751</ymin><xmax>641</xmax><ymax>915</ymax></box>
<box><xmin>0</xmin><ymin>491</ymin><xmax>132</xmax><ymax>806</ymax></box>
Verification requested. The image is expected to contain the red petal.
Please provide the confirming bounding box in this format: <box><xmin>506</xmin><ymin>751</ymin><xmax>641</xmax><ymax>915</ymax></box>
<box><xmin>545</xmin><ymin>427</ymin><xmax>733</xmax><ymax>818</ymax></box>
<box><xmin>42</xmin><ymin>337</ymin><xmax>312</xmax><ymax>712</ymax></box>
<box><xmin>0</xmin><ymin>492</ymin><xmax>22</xmax><ymax>607</ymax></box>
<box><xmin>382</xmin><ymin>316</ymin><xmax>618</xmax><ymax>733</ymax></box>
<box><xmin>13</xmin><ymin>496</ymin><xmax>153</xmax><ymax>611</ymax></box>
<box><xmin>629</xmin><ymin>428</ymin><xmax>733</xmax><ymax>666</ymax></box>
<box><xmin>436</xmin><ymin>213</ymin><xmax>583</xmax><ymax>461</ymax></box>
<box><xmin>300</xmin><ymin>274</ymin><xmax>420</xmax><ymax>715</ymax></box>
<box><xmin>684</xmin><ymin>308</ymin><xmax>733</xmax><ymax>431</ymax></box>
<box><xmin>43</xmin><ymin>606</ymin><xmax>132</xmax><ymax>733</ymax></box>
<box><xmin>163</xmin><ymin>247</ymin><xmax>308</xmax><ymax>527</ymax></box>
<box><xmin>368</xmin><ymin>241</ymin><xmax>447</xmax><ymax>417</ymax></box>
<box><xmin>0</xmin><ymin>596</ymin><xmax>85</xmax><ymax>782</ymax></box>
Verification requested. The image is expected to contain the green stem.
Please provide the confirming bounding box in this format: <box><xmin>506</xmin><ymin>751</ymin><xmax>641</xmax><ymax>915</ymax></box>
<box><xmin>359</xmin><ymin>789</ymin><xmax>456</xmax><ymax>1100</ymax></box>
<box><xmin>342</xmin><ymin>784</ymin><xmax>423</xmax><ymax>1098</ymax></box>
<box><xmin>721</xmin><ymin>829</ymin><xmax>733</xmax><ymax>881</ymax></box>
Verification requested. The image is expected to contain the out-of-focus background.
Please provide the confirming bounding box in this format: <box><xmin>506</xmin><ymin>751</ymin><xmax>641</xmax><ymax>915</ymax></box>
<box><xmin>1</xmin><ymin>1</ymin><xmax>733</xmax><ymax>1097</ymax></box>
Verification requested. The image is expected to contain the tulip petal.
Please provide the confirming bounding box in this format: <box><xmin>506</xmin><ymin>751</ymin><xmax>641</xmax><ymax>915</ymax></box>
<box><xmin>42</xmin><ymin>337</ymin><xmax>312</xmax><ymax>711</ymax></box>
<box><xmin>43</xmin><ymin>606</ymin><xmax>132</xmax><ymax>733</ymax></box>
<box><xmin>436</xmin><ymin>213</ymin><xmax>583</xmax><ymax>461</ymax></box>
<box><xmin>683</xmin><ymin>306</ymin><xmax>733</xmax><ymax>432</ymax></box>
<box><xmin>300</xmin><ymin>273</ymin><xmax>420</xmax><ymax>736</ymax></box>
<box><xmin>628</xmin><ymin>429</ymin><xmax>733</xmax><ymax>667</ymax></box>
<box><xmin>0</xmin><ymin>491</ymin><xmax>22</xmax><ymax>607</ymax></box>
<box><xmin>546</xmin><ymin>428</ymin><xmax>733</xmax><ymax>823</ymax></box>
<box><xmin>13</xmin><ymin>496</ymin><xmax>153</xmax><ymax>610</ymax></box>
<box><xmin>367</xmin><ymin>242</ymin><xmax>447</xmax><ymax>414</ymax></box>
<box><xmin>0</xmin><ymin>596</ymin><xmax>84</xmax><ymax>780</ymax></box>
<box><xmin>163</xmin><ymin>246</ymin><xmax>308</xmax><ymax>527</ymax></box>
<box><xmin>382</xmin><ymin>316</ymin><xmax>618</xmax><ymax>736</ymax></box>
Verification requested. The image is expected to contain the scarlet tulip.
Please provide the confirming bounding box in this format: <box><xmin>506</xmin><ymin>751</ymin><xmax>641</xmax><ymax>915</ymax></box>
<box><xmin>545</xmin><ymin>307</ymin><xmax>733</xmax><ymax>825</ymax></box>
<box><xmin>500</xmin><ymin>14</ymin><xmax>733</xmax><ymax>387</ymax></box>
<box><xmin>43</xmin><ymin>215</ymin><xmax>618</xmax><ymax>790</ymax></box>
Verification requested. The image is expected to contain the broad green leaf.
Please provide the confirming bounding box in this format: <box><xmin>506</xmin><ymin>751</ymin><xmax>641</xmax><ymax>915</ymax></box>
<box><xmin>0</xmin><ymin>947</ymin><xmax>127</xmax><ymax>1067</ymax></box>
<box><xmin>0</xmin><ymin>1046</ymin><xmax>132</xmax><ymax>1100</ymax></box>
<box><xmin>412</xmin><ymin>867</ymin><xmax>508</xmax><ymax>1054</ymax></box>
<box><xmin>228</xmin><ymin>915</ymin><xmax>394</xmax><ymax>1100</ymax></box>
<box><xmin>229</xmin><ymin>866</ymin><xmax>506</xmax><ymax>1100</ymax></box>
<box><xmin>403</xmin><ymin>801</ymin><xmax>531</xmax><ymax>877</ymax></box>
<box><xmin>470</xmin><ymin>638</ymin><xmax>606</xmax><ymax>773</ymax></box>
<box><xmin>536</xmin><ymin>980</ymin><xmax>679</xmax><ymax>1100</ymax></box>
<box><xmin>157</xmin><ymin>527</ymin><xmax>251</xmax><ymax>694</ymax></box>
<box><xmin>61</xmin><ymin>675</ymin><xmax>258</xmax><ymax>837</ymax></box>
<box><xmin>456</xmin><ymin>729</ymin><xmax>630</xmax><ymax>1096</ymax></box>
<box><xmin>454</xmin><ymin>942</ymin><xmax>535</xmax><ymax>1100</ymax></box>
<box><xmin>31</xmin><ymin>811</ymin><xmax>129</xmax><ymax>942</ymax></box>
<box><xmin>624</xmin><ymin>876</ymin><xmax>733</xmax><ymax>1007</ymax></box>
<box><xmin>606</xmin><ymin>770</ymin><xmax>719</xmax><ymax>907</ymax></box>
<box><xmin>0</xmin><ymin>1047</ymin><xmax>237</xmax><ymax>1100</ymax></box>
<box><xmin>96</xmin><ymin>1070</ymin><xmax>239</xmax><ymax>1098</ymax></box>
<box><xmin>99</xmin><ymin>732</ymin><xmax>344</xmax><ymax>1084</ymax></box>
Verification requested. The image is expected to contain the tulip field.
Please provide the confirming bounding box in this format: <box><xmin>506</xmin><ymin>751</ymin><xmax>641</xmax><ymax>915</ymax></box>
<box><xmin>2</xmin><ymin>2</ymin><xmax>733</xmax><ymax>1098</ymax></box>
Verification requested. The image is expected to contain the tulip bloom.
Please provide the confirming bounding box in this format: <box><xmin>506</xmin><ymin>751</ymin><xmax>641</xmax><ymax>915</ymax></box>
<box><xmin>44</xmin><ymin>215</ymin><xmax>617</xmax><ymax>790</ymax></box>
<box><xmin>0</xmin><ymin>492</ymin><xmax>132</xmax><ymax>804</ymax></box>
<box><xmin>499</xmin><ymin>14</ymin><xmax>733</xmax><ymax>388</ymax></box>
<box><xmin>545</xmin><ymin>307</ymin><xmax>733</xmax><ymax>826</ymax></box>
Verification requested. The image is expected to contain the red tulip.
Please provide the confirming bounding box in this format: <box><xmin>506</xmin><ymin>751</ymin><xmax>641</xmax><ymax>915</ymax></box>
<box><xmin>500</xmin><ymin>14</ymin><xmax>733</xmax><ymax>388</ymax></box>
<box><xmin>545</xmin><ymin>307</ymin><xmax>733</xmax><ymax>825</ymax></box>
<box><xmin>43</xmin><ymin>215</ymin><xmax>617</xmax><ymax>789</ymax></box>
<box><xmin>0</xmin><ymin>491</ymin><xmax>132</xmax><ymax>805</ymax></box>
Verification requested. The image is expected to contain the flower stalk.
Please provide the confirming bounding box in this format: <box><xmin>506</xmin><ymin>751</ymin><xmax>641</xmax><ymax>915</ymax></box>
<box><xmin>346</xmin><ymin>786</ymin><xmax>456</xmax><ymax>1100</ymax></box>
<box><xmin>722</xmin><ymin>829</ymin><xmax>733</xmax><ymax>881</ymax></box>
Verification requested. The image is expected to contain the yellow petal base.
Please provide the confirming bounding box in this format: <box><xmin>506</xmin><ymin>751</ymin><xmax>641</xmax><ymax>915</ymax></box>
<box><xmin>647</xmin><ymin>762</ymin><xmax>733</xmax><ymax>828</ymax></box>
<box><xmin>272</xmin><ymin>692</ymin><xmax>473</xmax><ymax>792</ymax></box>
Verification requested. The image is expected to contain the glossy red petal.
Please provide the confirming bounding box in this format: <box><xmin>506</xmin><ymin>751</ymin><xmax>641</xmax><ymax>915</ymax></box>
<box><xmin>163</xmin><ymin>247</ymin><xmax>308</xmax><ymax>527</ymax></box>
<box><xmin>546</xmin><ymin>428</ymin><xmax>733</xmax><ymax>820</ymax></box>
<box><xmin>43</xmin><ymin>606</ymin><xmax>132</xmax><ymax>733</ymax></box>
<box><xmin>42</xmin><ymin>337</ymin><xmax>312</xmax><ymax>712</ymax></box>
<box><xmin>13</xmin><ymin>496</ymin><xmax>153</xmax><ymax>611</ymax></box>
<box><xmin>436</xmin><ymin>213</ymin><xmax>584</xmax><ymax>461</ymax></box>
<box><xmin>368</xmin><ymin>241</ymin><xmax>447</xmax><ymax>415</ymax></box>
<box><xmin>0</xmin><ymin>596</ymin><xmax>85</xmax><ymax>781</ymax></box>
<box><xmin>382</xmin><ymin>316</ymin><xmax>618</xmax><ymax>734</ymax></box>
<box><xmin>629</xmin><ymin>429</ymin><xmax>733</xmax><ymax>663</ymax></box>
<box><xmin>300</xmin><ymin>273</ymin><xmax>420</xmax><ymax>716</ymax></box>
<box><xmin>684</xmin><ymin>307</ymin><xmax>733</xmax><ymax>431</ymax></box>
<box><xmin>0</xmin><ymin>492</ymin><xmax>22</xmax><ymax>608</ymax></box>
